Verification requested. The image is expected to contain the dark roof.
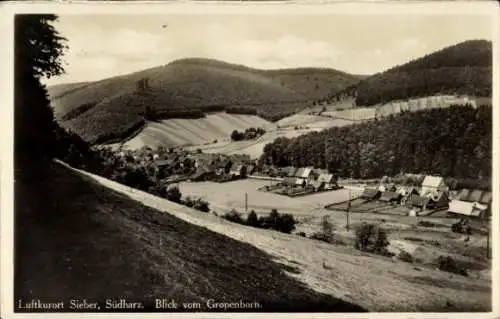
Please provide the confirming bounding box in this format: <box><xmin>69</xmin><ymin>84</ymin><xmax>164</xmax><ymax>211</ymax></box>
<box><xmin>456</xmin><ymin>189</ymin><xmax>492</xmax><ymax>204</ymax></box>
<box><xmin>317</xmin><ymin>173</ymin><xmax>336</xmax><ymax>184</ymax></box>
<box><xmin>283</xmin><ymin>176</ymin><xmax>301</xmax><ymax>186</ymax></box>
<box><xmin>385</xmin><ymin>183</ymin><xmax>397</xmax><ymax>192</ymax></box>
<box><xmin>409</xmin><ymin>194</ymin><xmax>430</xmax><ymax>207</ymax></box>
<box><xmin>155</xmin><ymin>159</ymin><xmax>172</xmax><ymax>167</ymax></box>
<box><xmin>380</xmin><ymin>191</ymin><xmax>401</xmax><ymax>201</ymax></box>
<box><xmin>361</xmin><ymin>188</ymin><xmax>380</xmax><ymax>200</ymax></box>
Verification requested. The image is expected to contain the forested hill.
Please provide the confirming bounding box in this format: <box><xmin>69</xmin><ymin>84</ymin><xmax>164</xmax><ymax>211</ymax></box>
<box><xmin>319</xmin><ymin>40</ymin><xmax>492</xmax><ymax>106</ymax></box>
<box><xmin>260</xmin><ymin>104</ymin><xmax>491</xmax><ymax>181</ymax></box>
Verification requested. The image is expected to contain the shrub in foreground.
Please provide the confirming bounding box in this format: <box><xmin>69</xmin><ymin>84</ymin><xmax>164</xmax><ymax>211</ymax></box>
<box><xmin>437</xmin><ymin>255</ymin><xmax>468</xmax><ymax>276</ymax></box>
<box><xmin>398</xmin><ymin>250</ymin><xmax>414</xmax><ymax>263</ymax></box>
<box><xmin>354</xmin><ymin>223</ymin><xmax>390</xmax><ymax>254</ymax></box>
<box><xmin>223</xmin><ymin>209</ymin><xmax>244</xmax><ymax>224</ymax></box>
<box><xmin>310</xmin><ymin>216</ymin><xmax>335</xmax><ymax>243</ymax></box>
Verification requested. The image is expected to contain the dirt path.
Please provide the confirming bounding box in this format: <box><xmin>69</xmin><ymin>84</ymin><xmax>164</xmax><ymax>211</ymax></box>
<box><xmin>57</xmin><ymin>161</ymin><xmax>492</xmax><ymax>312</ymax></box>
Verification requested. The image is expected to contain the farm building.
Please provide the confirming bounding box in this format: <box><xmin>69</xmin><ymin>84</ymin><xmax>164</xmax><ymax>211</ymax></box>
<box><xmin>283</xmin><ymin>177</ymin><xmax>305</xmax><ymax>187</ymax></box>
<box><xmin>295</xmin><ymin>167</ymin><xmax>314</xmax><ymax>185</ymax></box>
<box><xmin>246</xmin><ymin>164</ymin><xmax>256</xmax><ymax>175</ymax></box>
<box><xmin>455</xmin><ymin>189</ymin><xmax>492</xmax><ymax>206</ymax></box>
<box><xmin>361</xmin><ymin>188</ymin><xmax>381</xmax><ymax>200</ymax></box>
<box><xmin>313</xmin><ymin>173</ymin><xmax>338</xmax><ymax>191</ymax></box>
<box><xmin>378</xmin><ymin>183</ymin><xmax>396</xmax><ymax>192</ymax></box>
<box><xmin>230</xmin><ymin>164</ymin><xmax>248</xmax><ymax>178</ymax></box>
<box><xmin>420</xmin><ymin>175</ymin><xmax>447</xmax><ymax>196</ymax></box>
<box><xmin>409</xmin><ymin>194</ymin><xmax>430</xmax><ymax>210</ymax></box>
<box><xmin>379</xmin><ymin>191</ymin><xmax>402</xmax><ymax>203</ymax></box>
<box><xmin>397</xmin><ymin>186</ymin><xmax>419</xmax><ymax>205</ymax></box>
<box><xmin>425</xmin><ymin>191</ymin><xmax>450</xmax><ymax>209</ymax></box>
<box><xmin>448</xmin><ymin>200</ymin><xmax>489</xmax><ymax>219</ymax></box>
<box><xmin>279</xmin><ymin>166</ymin><xmax>298</xmax><ymax>178</ymax></box>
<box><xmin>191</xmin><ymin>167</ymin><xmax>216</xmax><ymax>182</ymax></box>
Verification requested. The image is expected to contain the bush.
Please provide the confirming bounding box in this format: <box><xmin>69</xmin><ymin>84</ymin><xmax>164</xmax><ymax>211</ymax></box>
<box><xmin>223</xmin><ymin>209</ymin><xmax>244</xmax><ymax>224</ymax></box>
<box><xmin>398</xmin><ymin>250</ymin><xmax>414</xmax><ymax>263</ymax></box>
<box><xmin>297</xmin><ymin>232</ymin><xmax>306</xmax><ymax>237</ymax></box>
<box><xmin>311</xmin><ymin>216</ymin><xmax>335</xmax><ymax>243</ymax></box>
<box><xmin>193</xmin><ymin>198</ymin><xmax>210</xmax><ymax>212</ymax></box>
<box><xmin>437</xmin><ymin>255</ymin><xmax>468</xmax><ymax>276</ymax></box>
<box><xmin>354</xmin><ymin>223</ymin><xmax>390</xmax><ymax>254</ymax></box>
<box><xmin>166</xmin><ymin>185</ymin><xmax>182</xmax><ymax>203</ymax></box>
<box><xmin>246</xmin><ymin>210</ymin><xmax>260</xmax><ymax>227</ymax></box>
<box><xmin>310</xmin><ymin>232</ymin><xmax>333</xmax><ymax>243</ymax></box>
<box><xmin>275</xmin><ymin>213</ymin><xmax>296</xmax><ymax>233</ymax></box>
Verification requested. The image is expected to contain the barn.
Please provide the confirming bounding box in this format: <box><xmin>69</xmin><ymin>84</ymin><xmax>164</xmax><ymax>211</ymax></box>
<box><xmin>361</xmin><ymin>188</ymin><xmax>381</xmax><ymax>200</ymax></box>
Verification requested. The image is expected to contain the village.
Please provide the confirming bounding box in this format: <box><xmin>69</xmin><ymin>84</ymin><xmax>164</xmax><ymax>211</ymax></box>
<box><xmin>107</xmin><ymin>145</ymin><xmax>492</xmax><ymax>226</ymax></box>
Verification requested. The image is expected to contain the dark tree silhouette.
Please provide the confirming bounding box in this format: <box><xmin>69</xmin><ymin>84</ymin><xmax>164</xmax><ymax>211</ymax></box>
<box><xmin>15</xmin><ymin>14</ymin><xmax>68</xmax><ymax>166</ymax></box>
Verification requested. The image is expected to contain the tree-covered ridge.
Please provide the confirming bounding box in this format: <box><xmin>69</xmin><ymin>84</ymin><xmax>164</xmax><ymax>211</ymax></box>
<box><xmin>318</xmin><ymin>40</ymin><xmax>492</xmax><ymax>106</ymax></box>
<box><xmin>354</xmin><ymin>40</ymin><xmax>492</xmax><ymax>106</ymax></box>
<box><xmin>260</xmin><ymin>105</ymin><xmax>491</xmax><ymax>180</ymax></box>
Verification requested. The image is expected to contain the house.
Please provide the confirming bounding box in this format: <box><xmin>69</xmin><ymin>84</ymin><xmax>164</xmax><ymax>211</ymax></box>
<box><xmin>455</xmin><ymin>189</ymin><xmax>492</xmax><ymax>205</ymax></box>
<box><xmin>425</xmin><ymin>191</ymin><xmax>450</xmax><ymax>209</ymax></box>
<box><xmin>397</xmin><ymin>186</ymin><xmax>419</xmax><ymax>205</ymax></box>
<box><xmin>295</xmin><ymin>167</ymin><xmax>314</xmax><ymax>185</ymax></box>
<box><xmin>452</xmin><ymin>188</ymin><xmax>492</xmax><ymax>218</ymax></box>
<box><xmin>191</xmin><ymin>167</ymin><xmax>216</xmax><ymax>182</ymax></box>
<box><xmin>230</xmin><ymin>164</ymin><xmax>247</xmax><ymax>178</ymax></box>
<box><xmin>283</xmin><ymin>177</ymin><xmax>304</xmax><ymax>187</ymax></box>
<box><xmin>279</xmin><ymin>166</ymin><xmax>298</xmax><ymax>177</ymax></box>
<box><xmin>360</xmin><ymin>188</ymin><xmax>381</xmax><ymax>201</ymax></box>
<box><xmin>448</xmin><ymin>200</ymin><xmax>489</xmax><ymax>219</ymax></box>
<box><xmin>379</xmin><ymin>191</ymin><xmax>402</xmax><ymax>203</ymax></box>
<box><xmin>313</xmin><ymin>173</ymin><xmax>338</xmax><ymax>191</ymax></box>
<box><xmin>408</xmin><ymin>194</ymin><xmax>430</xmax><ymax>210</ymax></box>
<box><xmin>420</xmin><ymin>175</ymin><xmax>447</xmax><ymax>196</ymax></box>
<box><xmin>246</xmin><ymin>164</ymin><xmax>256</xmax><ymax>176</ymax></box>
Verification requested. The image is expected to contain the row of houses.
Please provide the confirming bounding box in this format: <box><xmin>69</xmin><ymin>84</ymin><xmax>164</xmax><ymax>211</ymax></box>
<box><xmin>360</xmin><ymin>175</ymin><xmax>492</xmax><ymax>218</ymax></box>
<box><xmin>280</xmin><ymin>166</ymin><xmax>339</xmax><ymax>191</ymax></box>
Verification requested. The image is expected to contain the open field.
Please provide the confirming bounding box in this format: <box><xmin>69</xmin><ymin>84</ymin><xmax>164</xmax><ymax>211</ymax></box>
<box><xmin>121</xmin><ymin>113</ymin><xmax>276</xmax><ymax>149</ymax></box>
<box><xmin>178</xmin><ymin>179</ymin><xmax>363</xmax><ymax>216</ymax></box>
<box><xmin>66</xmin><ymin>163</ymin><xmax>492</xmax><ymax>312</ymax></box>
<box><xmin>16</xmin><ymin>161</ymin><xmax>362</xmax><ymax>312</ymax></box>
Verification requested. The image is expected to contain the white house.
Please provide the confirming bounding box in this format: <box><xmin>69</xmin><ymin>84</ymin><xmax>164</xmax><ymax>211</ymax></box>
<box><xmin>420</xmin><ymin>175</ymin><xmax>447</xmax><ymax>196</ymax></box>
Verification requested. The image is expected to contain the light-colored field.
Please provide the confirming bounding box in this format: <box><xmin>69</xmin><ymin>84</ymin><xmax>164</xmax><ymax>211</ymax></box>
<box><xmin>323</xmin><ymin>107</ymin><xmax>377</xmax><ymax>121</ymax></box>
<box><xmin>186</xmin><ymin>127</ymin><xmax>324</xmax><ymax>158</ymax></box>
<box><xmin>67</xmin><ymin>163</ymin><xmax>492</xmax><ymax>312</ymax></box>
<box><xmin>122</xmin><ymin>113</ymin><xmax>276</xmax><ymax>150</ymax></box>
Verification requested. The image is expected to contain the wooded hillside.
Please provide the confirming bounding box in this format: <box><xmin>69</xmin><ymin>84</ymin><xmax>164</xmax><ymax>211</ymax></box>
<box><xmin>260</xmin><ymin>104</ymin><xmax>491</xmax><ymax>180</ymax></box>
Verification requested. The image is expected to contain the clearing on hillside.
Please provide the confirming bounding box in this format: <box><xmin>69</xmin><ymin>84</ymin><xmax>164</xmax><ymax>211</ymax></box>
<box><xmin>120</xmin><ymin>113</ymin><xmax>276</xmax><ymax>149</ymax></box>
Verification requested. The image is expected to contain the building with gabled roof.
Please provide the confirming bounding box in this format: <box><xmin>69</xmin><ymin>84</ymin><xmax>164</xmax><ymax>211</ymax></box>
<box><xmin>409</xmin><ymin>194</ymin><xmax>430</xmax><ymax>210</ymax></box>
<box><xmin>313</xmin><ymin>173</ymin><xmax>338</xmax><ymax>190</ymax></box>
<box><xmin>379</xmin><ymin>191</ymin><xmax>402</xmax><ymax>203</ymax></box>
<box><xmin>420</xmin><ymin>175</ymin><xmax>447</xmax><ymax>196</ymax></box>
<box><xmin>283</xmin><ymin>176</ymin><xmax>305</xmax><ymax>187</ymax></box>
<box><xmin>361</xmin><ymin>188</ymin><xmax>381</xmax><ymax>200</ymax></box>
<box><xmin>295</xmin><ymin>167</ymin><xmax>313</xmax><ymax>179</ymax></box>
<box><xmin>456</xmin><ymin>189</ymin><xmax>492</xmax><ymax>205</ymax></box>
<box><xmin>448</xmin><ymin>200</ymin><xmax>488</xmax><ymax>218</ymax></box>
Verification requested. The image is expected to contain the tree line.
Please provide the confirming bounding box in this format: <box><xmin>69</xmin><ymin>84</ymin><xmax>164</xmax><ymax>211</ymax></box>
<box><xmin>260</xmin><ymin>104</ymin><xmax>491</xmax><ymax>181</ymax></box>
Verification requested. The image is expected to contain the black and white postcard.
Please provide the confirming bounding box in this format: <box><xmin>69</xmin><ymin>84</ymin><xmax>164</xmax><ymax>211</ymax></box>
<box><xmin>1</xmin><ymin>1</ymin><xmax>499</xmax><ymax>318</ymax></box>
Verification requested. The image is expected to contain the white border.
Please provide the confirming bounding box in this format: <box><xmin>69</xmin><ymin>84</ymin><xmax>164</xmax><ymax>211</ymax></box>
<box><xmin>1</xmin><ymin>1</ymin><xmax>499</xmax><ymax>319</ymax></box>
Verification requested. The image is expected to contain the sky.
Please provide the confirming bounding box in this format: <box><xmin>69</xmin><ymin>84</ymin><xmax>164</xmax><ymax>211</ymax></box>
<box><xmin>44</xmin><ymin>14</ymin><xmax>493</xmax><ymax>86</ymax></box>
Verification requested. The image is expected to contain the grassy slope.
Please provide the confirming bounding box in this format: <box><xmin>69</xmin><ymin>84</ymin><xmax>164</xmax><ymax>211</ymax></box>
<box><xmin>48</xmin><ymin>58</ymin><xmax>362</xmax><ymax>144</ymax></box>
<box><xmin>14</xmin><ymin>162</ymin><xmax>364</xmax><ymax>312</ymax></box>
<box><xmin>121</xmin><ymin>113</ymin><xmax>276</xmax><ymax>149</ymax></box>
<box><xmin>69</xmin><ymin>165</ymin><xmax>491</xmax><ymax>312</ymax></box>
